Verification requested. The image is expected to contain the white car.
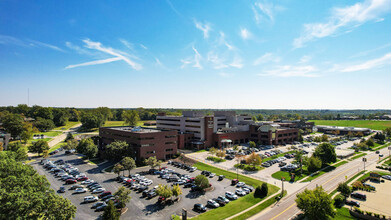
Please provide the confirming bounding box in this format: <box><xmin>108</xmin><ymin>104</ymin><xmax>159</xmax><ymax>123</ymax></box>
<box><xmin>143</xmin><ymin>180</ymin><xmax>153</xmax><ymax>185</ymax></box>
<box><xmin>92</xmin><ymin>188</ymin><xmax>105</xmax><ymax>194</ymax></box>
<box><xmin>235</xmin><ymin>189</ymin><xmax>246</xmax><ymax>196</ymax></box>
<box><xmin>74</xmin><ymin>188</ymin><xmax>87</xmax><ymax>194</ymax></box>
<box><xmin>236</xmin><ymin>182</ymin><xmax>245</xmax><ymax>187</ymax></box>
<box><xmin>242</xmin><ymin>188</ymin><xmax>250</xmax><ymax>194</ymax></box>
<box><xmin>82</xmin><ymin>180</ymin><xmax>94</xmax><ymax>185</ymax></box>
<box><xmin>225</xmin><ymin>191</ymin><xmax>238</xmax><ymax>200</ymax></box>
<box><xmin>207</xmin><ymin>199</ymin><xmax>220</xmax><ymax>208</ymax></box>
<box><xmin>190</xmin><ymin>167</ymin><xmax>197</xmax><ymax>172</ymax></box>
<box><xmin>84</xmin><ymin>196</ymin><xmax>98</xmax><ymax>203</ymax></box>
<box><xmin>382</xmin><ymin>175</ymin><xmax>391</xmax><ymax>180</ymax></box>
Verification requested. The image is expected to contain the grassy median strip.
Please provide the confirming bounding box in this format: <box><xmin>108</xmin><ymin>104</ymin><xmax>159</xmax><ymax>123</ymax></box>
<box><xmin>303</xmin><ymin>161</ymin><xmax>348</xmax><ymax>182</ymax></box>
<box><xmin>230</xmin><ymin>191</ymin><xmax>287</xmax><ymax>220</ymax></box>
<box><xmin>191</xmin><ymin>162</ymin><xmax>279</xmax><ymax>220</ymax></box>
<box><xmin>330</xmin><ymin>171</ymin><xmax>365</xmax><ymax>196</ymax></box>
<box><xmin>271</xmin><ymin>171</ymin><xmax>306</xmax><ymax>182</ymax></box>
<box><xmin>350</xmin><ymin>153</ymin><xmax>367</xmax><ymax>160</ymax></box>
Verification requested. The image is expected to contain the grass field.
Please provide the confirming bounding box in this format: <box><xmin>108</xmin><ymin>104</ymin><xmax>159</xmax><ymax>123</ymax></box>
<box><xmin>103</xmin><ymin>120</ymin><xmax>155</xmax><ymax>127</ymax></box>
<box><xmin>89</xmin><ymin>158</ymin><xmax>105</xmax><ymax>165</ymax></box>
<box><xmin>309</xmin><ymin>120</ymin><xmax>391</xmax><ymax>130</ymax></box>
<box><xmin>334</xmin><ymin>207</ymin><xmax>354</xmax><ymax>219</ymax></box>
<box><xmin>53</xmin><ymin>121</ymin><xmax>80</xmax><ymax>131</ymax></box>
<box><xmin>230</xmin><ymin>191</ymin><xmax>287</xmax><ymax>220</ymax></box>
<box><xmin>350</xmin><ymin>153</ymin><xmax>367</xmax><ymax>160</ymax></box>
<box><xmin>303</xmin><ymin>161</ymin><xmax>348</xmax><ymax>182</ymax></box>
<box><xmin>271</xmin><ymin>171</ymin><xmax>307</xmax><ymax>182</ymax></box>
<box><xmin>48</xmin><ymin>142</ymin><xmax>66</xmax><ymax>153</ymax></box>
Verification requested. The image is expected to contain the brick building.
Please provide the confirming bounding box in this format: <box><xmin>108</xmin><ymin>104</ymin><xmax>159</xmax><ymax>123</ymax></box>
<box><xmin>99</xmin><ymin>126</ymin><xmax>178</xmax><ymax>161</ymax></box>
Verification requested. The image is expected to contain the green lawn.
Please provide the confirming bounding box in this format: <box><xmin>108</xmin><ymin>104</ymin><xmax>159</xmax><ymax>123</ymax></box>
<box><xmin>103</xmin><ymin>120</ymin><xmax>154</xmax><ymax>127</ymax></box>
<box><xmin>53</xmin><ymin>121</ymin><xmax>80</xmax><ymax>131</ymax></box>
<box><xmin>193</xmin><ymin>162</ymin><xmax>279</xmax><ymax>189</ymax></box>
<box><xmin>350</xmin><ymin>153</ymin><xmax>367</xmax><ymax>160</ymax></box>
<box><xmin>230</xmin><ymin>191</ymin><xmax>287</xmax><ymax>220</ymax></box>
<box><xmin>49</xmin><ymin>142</ymin><xmax>66</xmax><ymax>153</ymax></box>
<box><xmin>206</xmin><ymin>156</ymin><xmax>226</xmax><ymax>163</ymax></box>
<box><xmin>334</xmin><ymin>207</ymin><xmax>355</xmax><ymax>219</ymax></box>
<box><xmin>271</xmin><ymin>171</ymin><xmax>307</xmax><ymax>182</ymax></box>
<box><xmin>373</xmin><ymin>142</ymin><xmax>391</xmax><ymax>150</ymax></box>
<box><xmin>234</xmin><ymin>164</ymin><xmax>264</xmax><ymax>172</ymax></box>
<box><xmin>357</xmin><ymin>171</ymin><xmax>390</xmax><ymax>182</ymax></box>
<box><xmin>89</xmin><ymin>158</ymin><xmax>105</xmax><ymax>165</ymax></box>
<box><xmin>303</xmin><ymin>161</ymin><xmax>348</xmax><ymax>182</ymax></box>
<box><xmin>309</xmin><ymin>120</ymin><xmax>391</xmax><ymax>130</ymax></box>
<box><xmin>35</xmin><ymin>131</ymin><xmax>62</xmax><ymax>137</ymax></box>
<box><xmin>384</xmin><ymin>158</ymin><xmax>391</xmax><ymax>166</ymax></box>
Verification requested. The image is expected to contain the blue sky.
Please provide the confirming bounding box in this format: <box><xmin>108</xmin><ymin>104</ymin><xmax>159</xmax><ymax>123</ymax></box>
<box><xmin>1</xmin><ymin>0</ymin><xmax>391</xmax><ymax>109</ymax></box>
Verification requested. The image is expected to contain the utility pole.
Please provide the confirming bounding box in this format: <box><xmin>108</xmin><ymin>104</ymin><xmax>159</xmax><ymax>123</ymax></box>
<box><xmin>281</xmin><ymin>177</ymin><xmax>285</xmax><ymax>197</ymax></box>
<box><xmin>363</xmin><ymin>157</ymin><xmax>367</xmax><ymax>172</ymax></box>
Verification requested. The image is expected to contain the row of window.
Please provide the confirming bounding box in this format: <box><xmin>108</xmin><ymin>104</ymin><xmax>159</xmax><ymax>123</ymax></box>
<box><xmin>185</xmin><ymin>125</ymin><xmax>201</xmax><ymax>128</ymax></box>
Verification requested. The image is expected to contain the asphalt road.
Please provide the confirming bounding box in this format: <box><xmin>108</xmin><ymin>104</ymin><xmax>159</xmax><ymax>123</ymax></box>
<box><xmin>249</xmin><ymin>146</ymin><xmax>390</xmax><ymax>220</ymax></box>
<box><xmin>31</xmin><ymin>152</ymin><xmax>241</xmax><ymax>220</ymax></box>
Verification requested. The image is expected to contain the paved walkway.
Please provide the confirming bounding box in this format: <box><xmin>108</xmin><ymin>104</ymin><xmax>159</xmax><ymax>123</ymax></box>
<box><xmin>47</xmin><ymin>123</ymin><xmax>81</xmax><ymax>147</ymax></box>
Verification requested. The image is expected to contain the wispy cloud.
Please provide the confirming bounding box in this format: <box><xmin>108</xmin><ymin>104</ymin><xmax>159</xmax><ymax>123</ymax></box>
<box><xmin>119</xmin><ymin>39</ymin><xmax>134</xmax><ymax>51</ymax></box>
<box><xmin>65</xmin><ymin>39</ymin><xmax>142</xmax><ymax>70</ymax></box>
<box><xmin>166</xmin><ymin>0</ymin><xmax>183</xmax><ymax>17</ymax></box>
<box><xmin>252</xmin><ymin>1</ymin><xmax>284</xmax><ymax>24</ymax></box>
<box><xmin>259</xmin><ymin>65</ymin><xmax>319</xmax><ymax>77</ymax></box>
<box><xmin>0</xmin><ymin>34</ymin><xmax>64</xmax><ymax>52</ymax></box>
<box><xmin>240</xmin><ymin>28</ymin><xmax>252</xmax><ymax>40</ymax></box>
<box><xmin>293</xmin><ymin>0</ymin><xmax>391</xmax><ymax>48</ymax></box>
<box><xmin>230</xmin><ymin>57</ymin><xmax>243</xmax><ymax>69</ymax></box>
<box><xmin>65</xmin><ymin>41</ymin><xmax>93</xmax><ymax>55</ymax></box>
<box><xmin>299</xmin><ymin>55</ymin><xmax>312</xmax><ymax>63</ymax></box>
<box><xmin>350</xmin><ymin>42</ymin><xmax>391</xmax><ymax>58</ymax></box>
<box><xmin>218</xmin><ymin>72</ymin><xmax>233</xmax><ymax>78</ymax></box>
<box><xmin>194</xmin><ymin>20</ymin><xmax>211</xmax><ymax>39</ymax></box>
<box><xmin>181</xmin><ymin>45</ymin><xmax>203</xmax><ymax>69</ymax></box>
<box><xmin>340</xmin><ymin>53</ymin><xmax>391</xmax><ymax>72</ymax></box>
<box><xmin>253</xmin><ymin>53</ymin><xmax>281</xmax><ymax>65</ymax></box>
<box><xmin>218</xmin><ymin>32</ymin><xmax>234</xmax><ymax>50</ymax></box>
<box><xmin>207</xmin><ymin>51</ymin><xmax>228</xmax><ymax>69</ymax></box>
<box><xmin>140</xmin><ymin>44</ymin><xmax>148</xmax><ymax>50</ymax></box>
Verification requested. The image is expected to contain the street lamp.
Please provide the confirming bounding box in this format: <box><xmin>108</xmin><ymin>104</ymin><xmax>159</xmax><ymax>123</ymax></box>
<box><xmin>363</xmin><ymin>157</ymin><xmax>367</xmax><ymax>171</ymax></box>
<box><xmin>281</xmin><ymin>177</ymin><xmax>285</xmax><ymax>197</ymax></box>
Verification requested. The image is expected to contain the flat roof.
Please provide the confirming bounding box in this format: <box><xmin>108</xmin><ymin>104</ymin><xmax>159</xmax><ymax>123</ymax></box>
<box><xmin>104</xmin><ymin>126</ymin><xmax>162</xmax><ymax>133</ymax></box>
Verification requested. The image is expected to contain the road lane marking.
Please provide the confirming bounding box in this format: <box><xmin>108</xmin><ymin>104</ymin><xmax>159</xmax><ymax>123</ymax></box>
<box><xmin>270</xmin><ymin>203</ymin><xmax>296</xmax><ymax>220</ymax></box>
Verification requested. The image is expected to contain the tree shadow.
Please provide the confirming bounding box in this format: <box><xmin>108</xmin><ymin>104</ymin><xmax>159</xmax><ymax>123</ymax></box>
<box><xmin>185</xmin><ymin>191</ymin><xmax>205</xmax><ymax>199</ymax></box>
<box><xmin>142</xmin><ymin>203</ymin><xmax>165</xmax><ymax>215</ymax></box>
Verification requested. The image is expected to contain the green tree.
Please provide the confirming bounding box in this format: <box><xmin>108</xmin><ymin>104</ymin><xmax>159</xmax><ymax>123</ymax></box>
<box><xmin>321</xmin><ymin>134</ymin><xmax>329</xmax><ymax>142</ymax></box>
<box><xmin>7</xmin><ymin>142</ymin><xmax>27</xmax><ymax>161</ymax></box>
<box><xmin>102</xmin><ymin>200</ymin><xmax>120</xmax><ymax>220</ymax></box>
<box><xmin>254</xmin><ymin>183</ymin><xmax>268</xmax><ymax>198</ymax></box>
<box><xmin>52</xmin><ymin>108</ymin><xmax>69</xmax><ymax>126</ymax></box>
<box><xmin>64</xmin><ymin>139</ymin><xmax>78</xmax><ymax>150</ymax></box>
<box><xmin>34</xmin><ymin>117</ymin><xmax>55</xmax><ymax>132</ymax></box>
<box><xmin>29</xmin><ymin>140</ymin><xmax>49</xmax><ymax>156</ymax></box>
<box><xmin>121</xmin><ymin>157</ymin><xmax>136</xmax><ymax>176</ymax></box>
<box><xmin>194</xmin><ymin>174</ymin><xmax>210</xmax><ymax>190</ymax></box>
<box><xmin>171</xmin><ymin>184</ymin><xmax>182</xmax><ymax>200</ymax></box>
<box><xmin>76</xmin><ymin>138</ymin><xmax>95</xmax><ymax>155</ymax></box>
<box><xmin>20</xmin><ymin>122</ymin><xmax>36</xmax><ymax>143</ymax></box>
<box><xmin>113</xmin><ymin>163</ymin><xmax>124</xmax><ymax>177</ymax></box>
<box><xmin>156</xmin><ymin>184</ymin><xmax>173</xmax><ymax>200</ymax></box>
<box><xmin>65</xmin><ymin>132</ymin><xmax>74</xmax><ymax>142</ymax></box>
<box><xmin>114</xmin><ymin>186</ymin><xmax>131</xmax><ymax>208</ymax></box>
<box><xmin>0</xmin><ymin>153</ymin><xmax>76</xmax><ymax>219</ymax></box>
<box><xmin>105</xmin><ymin>141</ymin><xmax>129</xmax><ymax>161</ymax></box>
<box><xmin>95</xmin><ymin>107</ymin><xmax>113</xmax><ymax>121</ymax></box>
<box><xmin>296</xmin><ymin>186</ymin><xmax>336</xmax><ymax>220</ymax></box>
<box><xmin>294</xmin><ymin>151</ymin><xmax>304</xmax><ymax>174</ymax></box>
<box><xmin>209</xmin><ymin>147</ymin><xmax>217</xmax><ymax>156</ymax></box>
<box><xmin>233</xmin><ymin>145</ymin><xmax>239</xmax><ymax>151</ymax></box>
<box><xmin>68</xmin><ymin>109</ymin><xmax>81</xmax><ymax>121</ymax></box>
<box><xmin>337</xmin><ymin>182</ymin><xmax>351</xmax><ymax>199</ymax></box>
<box><xmin>84</xmin><ymin>143</ymin><xmax>98</xmax><ymax>160</ymax></box>
<box><xmin>298</xmin><ymin>129</ymin><xmax>304</xmax><ymax>142</ymax></box>
<box><xmin>1</xmin><ymin>113</ymin><xmax>24</xmax><ymax>138</ymax></box>
<box><xmin>257</xmin><ymin>114</ymin><xmax>264</xmax><ymax>121</ymax></box>
<box><xmin>366</xmin><ymin>138</ymin><xmax>375</xmax><ymax>147</ymax></box>
<box><xmin>307</xmin><ymin>156</ymin><xmax>322</xmax><ymax>172</ymax></box>
<box><xmin>145</xmin><ymin>156</ymin><xmax>158</xmax><ymax>169</ymax></box>
<box><xmin>313</xmin><ymin>143</ymin><xmax>337</xmax><ymax>165</ymax></box>
<box><xmin>122</xmin><ymin>110</ymin><xmax>140</xmax><ymax>126</ymax></box>
<box><xmin>80</xmin><ymin>113</ymin><xmax>105</xmax><ymax>130</ymax></box>
<box><xmin>249</xmin><ymin>141</ymin><xmax>256</xmax><ymax>149</ymax></box>
<box><xmin>216</xmin><ymin>150</ymin><xmax>226</xmax><ymax>159</ymax></box>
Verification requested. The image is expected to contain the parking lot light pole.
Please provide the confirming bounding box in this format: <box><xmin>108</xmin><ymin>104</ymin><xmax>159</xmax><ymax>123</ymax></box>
<box><xmin>281</xmin><ymin>177</ymin><xmax>285</xmax><ymax>197</ymax></box>
<box><xmin>363</xmin><ymin>157</ymin><xmax>367</xmax><ymax>172</ymax></box>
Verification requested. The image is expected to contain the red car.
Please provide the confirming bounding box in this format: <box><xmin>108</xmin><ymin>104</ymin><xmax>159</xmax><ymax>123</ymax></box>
<box><xmin>159</xmin><ymin>167</ymin><xmax>167</xmax><ymax>171</ymax></box>
<box><xmin>126</xmin><ymin>179</ymin><xmax>135</xmax><ymax>185</ymax></box>
<box><xmin>77</xmin><ymin>177</ymin><xmax>88</xmax><ymax>181</ymax></box>
<box><xmin>66</xmin><ymin>179</ymin><xmax>77</xmax><ymax>184</ymax></box>
<box><xmin>158</xmin><ymin>196</ymin><xmax>166</xmax><ymax>203</ymax></box>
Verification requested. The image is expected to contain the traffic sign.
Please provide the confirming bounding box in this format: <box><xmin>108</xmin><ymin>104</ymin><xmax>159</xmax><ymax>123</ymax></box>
<box><xmin>362</xmin><ymin>158</ymin><xmax>367</xmax><ymax>162</ymax></box>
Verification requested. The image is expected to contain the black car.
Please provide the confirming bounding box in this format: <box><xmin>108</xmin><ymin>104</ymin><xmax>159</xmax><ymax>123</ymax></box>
<box><xmin>191</xmin><ymin>185</ymin><xmax>202</xmax><ymax>192</ymax></box>
<box><xmin>218</xmin><ymin>175</ymin><xmax>225</xmax><ymax>181</ymax></box>
<box><xmin>147</xmin><ymin>190</ymin><xmax>157</xmax><ymax>198</ymax></box>
<box><xmin>142</xmin><ymin>190</ymin><xmax>150</xmax><ymax>197</ymax></box>
<box><xmin>101</xmin><ymin>194</ymin><xmax>114</xmax><ymax>201</ymax></box>
<box><xmin>184</xmin><ymin>183</ymin><xmax>194</xmax><ymax>188</ymax></box>
<box><xmin>138</xmin><ymin>186</ymin><xmax>148</xmax><ymax>193</ymax></box>
<box><xmin>345</xmin><ymin>200</ymin><xmax>360</xmax><ymax>207</ymax></box>
<box><xmin>214</xmin><ymin>198</ymin><xmax>226</xmax><ymax>206</ymax></box>
<box><xmin>194</xmin><ymin>203</ymin><xmax>207</xmax><ymax>212</ymax></box>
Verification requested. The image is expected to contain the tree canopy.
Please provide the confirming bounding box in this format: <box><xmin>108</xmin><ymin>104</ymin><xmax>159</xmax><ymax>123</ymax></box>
<box><xmin>102</xmin><ymin>200</ymin><xmax>120</xmax><ymax>220</ymax></box>
<box><xmin>313</xmin><ymin>143</ymin><xmax>337</xmax><ymax>165</ymax></box>
<box><xmin>121</xmin><ymin>157</ymin><xmax>136</xmax><ymax>176</ymax></box>
<box><xmin>122</xmin><ymin>110</ymin><xmax>140</xmax><ymax>126</ymax></box>
<box><xmin>0</xmin><ymin>152</ymin><xmax>76</xmax><ymax>219</ymax></box>
<box><xmin>29</xmin><ymin>140</ymin><xmax>49</xmax><ymax>156</ymax></box>
<box><xmin>114</xmin><ymin>186</ymin><xmax>131</xmax><ymax>208</ymax></box>
<box><xmin>296</xmin><ymin>186</ymin><xmax>336</xmax><ymax>220</ymax></box>
<box><xmin>195</xmin><ymin>174</ymin><xmax>210</xmax><ymax>190</ymax></box>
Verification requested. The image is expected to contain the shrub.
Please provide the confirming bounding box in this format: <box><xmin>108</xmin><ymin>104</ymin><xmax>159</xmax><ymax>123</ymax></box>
<box><xmin>254</xmin><ymin>186</ymin><xmax>262</xmax><ymax>198</ymax></box>
<box><xmin>333</xmin><ymin>194</ymin><xmax>345</xmax><ymax>208</ymax></box>
<box><xmin>206</xmin><ymin>156</ymin><xmax>226</xmax><ymax>163</ymax></box>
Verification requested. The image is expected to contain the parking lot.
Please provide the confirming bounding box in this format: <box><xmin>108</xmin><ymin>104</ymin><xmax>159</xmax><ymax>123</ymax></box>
<box><xmin>31</xmin><ymin>152</ymin><xmax>244</xmax><ymax>220</ymax></box>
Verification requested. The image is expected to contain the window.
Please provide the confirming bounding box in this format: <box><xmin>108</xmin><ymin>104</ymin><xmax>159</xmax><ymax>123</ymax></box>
<box><xmin>165</xmin><ymin>135</ymin><xmax>176</xmax><ymax>138</ymax></box>
<box><xmin>165</xmin><ymin>148</ymin><xmax>174</xmax><ymax>152</ymax></box>
<box><xmin>165</xmin><ymin>141</ymin><xmax>176</xmax><ymax>145</ymax></box>
<box><xmin>185</xmin><ymin>125</ymin><xmax>201</xmax><ymax>128</ymax></box>
<box><xmin>146</xmin><ymin>151</ymin><xmax>155</xmax><ymax>154</ymax></box>
<box><xmin>141</xmin><ymin>144</ymin><xmax>154</xmax><ymax>147</ymax></box>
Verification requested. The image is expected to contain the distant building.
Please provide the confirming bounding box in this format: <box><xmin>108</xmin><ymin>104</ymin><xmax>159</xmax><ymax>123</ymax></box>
<box><xmin>316</xmin><ymin>125</ymin><xmax>372</xmax><ymax>135</ymax></box>
<box><xmin>0</xmin><ymin>131</ymin><xmax>11</xmax><ymax>150</ymax></box>
<box><xmin>99</xmin><ymin>126</ymin><xmax>177</xmax><ymax>161</ymax></box>
<box><xmin>249</xmin><ymin>124</ymin><xmax>299</xmax><ymax>145</ymax></box>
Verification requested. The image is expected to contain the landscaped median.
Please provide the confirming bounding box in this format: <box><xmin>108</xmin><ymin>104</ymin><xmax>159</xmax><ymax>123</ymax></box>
<box><xmin>302</xmin><ymin>160</ymin><xmax>348</xmax><ymax>182</ymax></box>
<box><xmin>191</xmin><ymin>162</ymin><xmax>279</xmax><ymax>220</ymax></box>
<box><xmin>349</xmin><ymin>152</ymin><xmax>367</xmax><ymax>161</ymax></box>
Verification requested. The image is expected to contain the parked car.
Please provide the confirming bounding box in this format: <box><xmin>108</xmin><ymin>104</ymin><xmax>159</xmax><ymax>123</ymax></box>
<box><xmin>236</xmin><ymin>182</ymin><xmax>245</xmax><ymax>187</ymax></box>
<box><xmin>194</xmin><ymin>203</ymin><xmax>207</xmax><ymax>212</ymax></box>
<box><xmin>74</xmin><ymin>188</ymin><xmax>87</xmax><ymax>194</ymax></box>
<box><xmin>218</xmin><ymin>175</ymin><xmax>225</xmax><ymax>181</ymax></box>
<box><xmin>231</xmin><ymin>179</ymin><xmax>239</xmax><ymax>185</ymax></box>
<box><xmin>209</xmin><ymin>173</ymin><xmax>216</xmax><ymax>178</ymax></box>
<box><xmin>217</xmin><ymin>196</ymin><xmax>230</xmax><ymax>204</ymax></box>
<box><xmin>58</xmin><ymin>186</ymin><xmax>65</xmax><ymax>193</ymax></box>
<box><xmin>95</xmin><ymin>204</ymin><xmax>107</xmax><ymax>212</ymax></box>
<box><xmin>92</xmin><ymin>188</ymin><xmax>106</xmax><ymax>194</ymax></box>
<box><xmin>70</xmin><ymin>184</ymin><xmax>83</xmax><ymax>190</ymax></box>
<box><xmin>92</xmin><ymin>202</ymin><xmax>106</xmax><ymax>209</ymax></box>
<box><xmin>214</xmin><ymin>197</ymin><xmax>226</xmax><ymax>206</ymax></box>
<box><xmin>207</xmin><ymin>199</ymin><xmax>220</xmax><ymax>208</ymax></box>
<box><xmin>235</xmin><ymin>189</ymin><xmax>246</xmax><ymax>196</ymax></box>
<box><xmin>345</xmin><ymin>200</ymin><xmax>360</xmax><ymax>207</ymax></box>
<box><xmin>351</xmin><ymin>192</ymin><xmax>366</xmax><ymax>200</ymax></box>
<box><xmin>98</xmin><ymin>191</ymin><xmax>112</xmax><ymax>198</ymax></box>
<box><xmin>84</xmin><ymin>196</ymin><xmax>98</xmax><ymax>203</ymax></box>
<box><xmin>225</xmin><ymin>191</ymin><xmax>238</xmax><ymax>200</ymax></box>
<box><xmin>65</xmin><ymin>179</ymin><xmax>77</xmax><ymax>184</ymax></box>
<box><xmin>189</xmin><ymin>167</ymin><xmax>197</xmax><ymax>172</ymax></box>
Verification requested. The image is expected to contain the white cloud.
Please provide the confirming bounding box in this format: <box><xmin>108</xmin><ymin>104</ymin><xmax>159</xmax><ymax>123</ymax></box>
<box><xmin>194</xmin><ymin>20</ymin><xmax>211</xmax><ymax>39</ymax></box>
<box><xmin>218</xmin><ymin>32</ymin><xmax>234</xmax><ymax>50</ymax></box>
<box><xmin>252</xmin><ymin>1</ymin><xmax>283</xmax><ymax>24</ymax></box>
<box><xmin>207</xmin><ymin>51</ymin><xmax>228</xmax><ymax>69</ymax></box>
<box><xmin>293</xmin><ymin>0</ymin><xmax>391</xmax><ymax>48</ymax></box>
<box><xmin>0</xmin><ymin>34</ymin><xmax>64</xmax><ymax>52</ymax></box>
<box><xmin>119</xmin><ymin>39</ymin><xmax>134</xmax><ymax>51</ymax></box>
<box><xmin>340</xmin><ymin>53</ymin><xmax>391</xmax><ymax>72</ymax></box>
<box><xmin>253</xmin><ymin>53</ymin><xmax>281</xmax><ymax>65</ymax></box>
<box><xmin>65</xmin><ymin>41</ymin><xmax>93</xmax><ymax>55</ymax></box>
<box><xmin>259</xmin><ymin>65</ymin><xmax>319</xmax><ymax>77</ymax></box>
<box><xmin>299</xmin><ymin>55</ymin><xmax>312</xmax><ymax>63</ymax></box>
<box><xmin>240</xmin><ymin>28</ymin><xmax>252</xmax><ymax>40</ymax></box>
<box><xmin>65</xmin><ymin>39</ymin><xmax>142</xmax><ymax>70</ymax></box>
<box><xmin>140</xmin><ymin>44</ymin><xmax>148</xmax><ymax>50</ymax></box>
<box><xmin>181</xmin><ymin>45</ymin><xmax>203</xmax><ymax>69</ymax></box>
<box><xmin>218</xmin><ymin>72</ymin><xmax>233</xmax><ymax>78</ymax></box>
<box><xmin>230</xmin><ymin>57</ymin><xmax>243</xmax><ymax>69</ymax></box>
